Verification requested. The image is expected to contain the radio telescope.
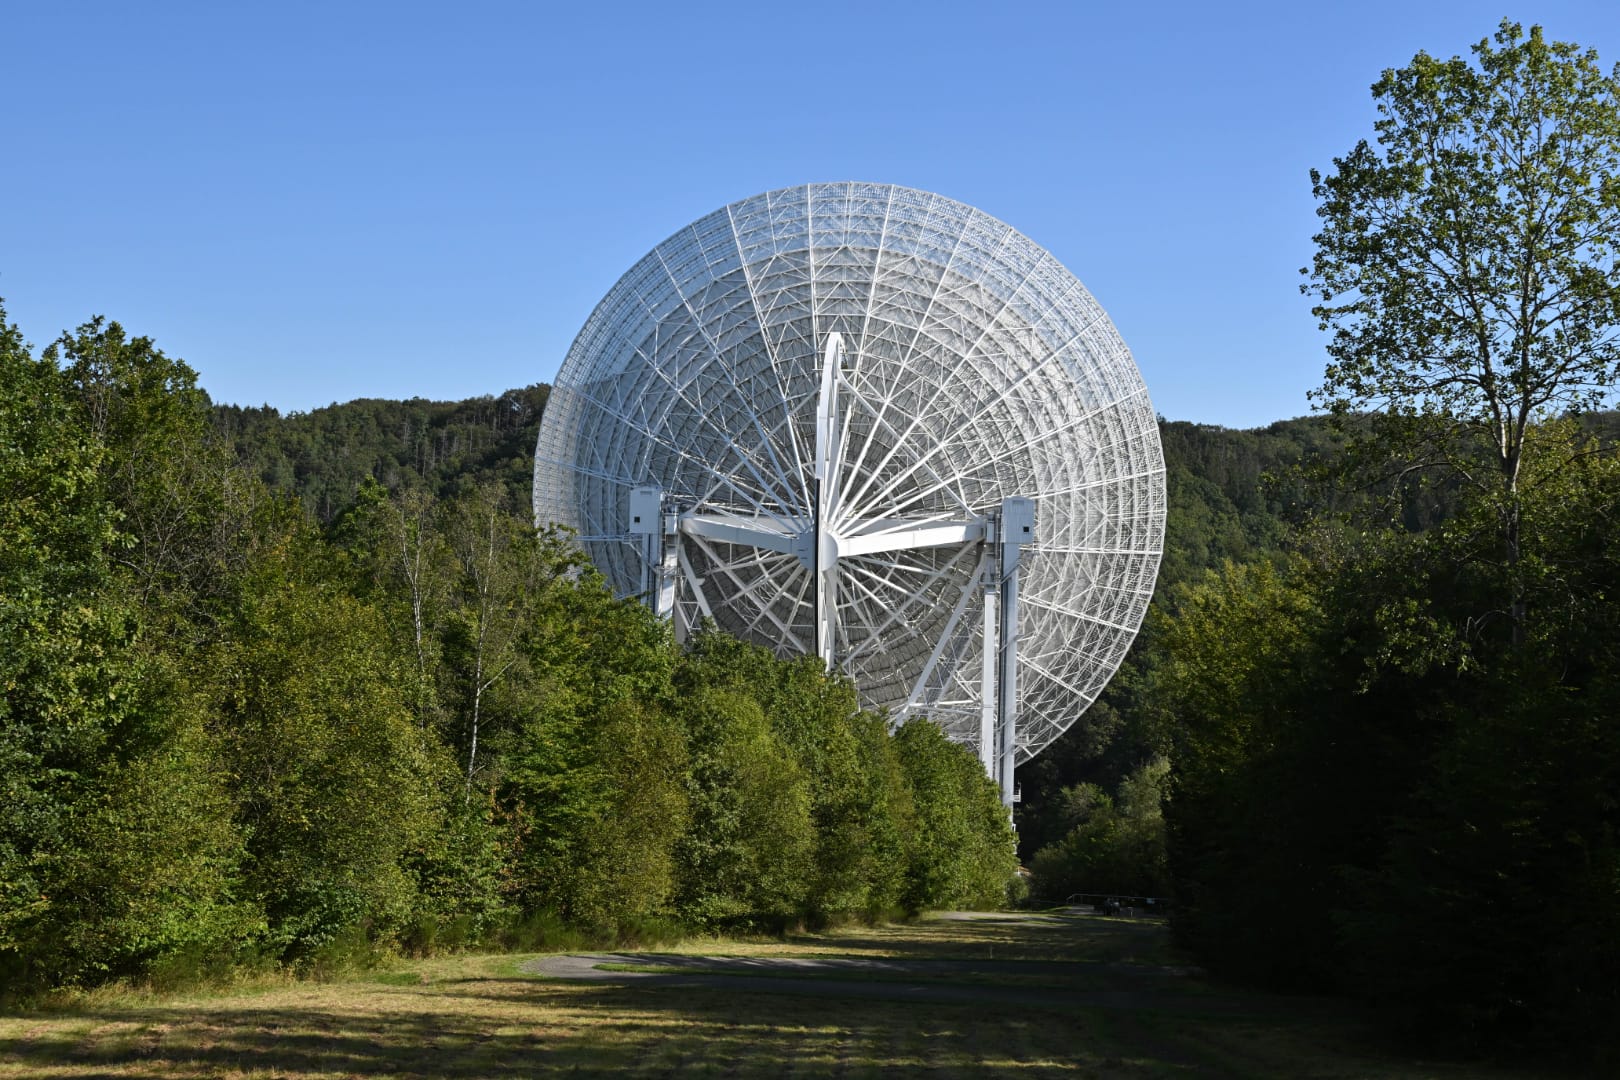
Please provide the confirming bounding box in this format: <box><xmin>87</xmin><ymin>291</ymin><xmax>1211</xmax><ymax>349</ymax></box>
<box><xmin>535</xmin><ymin>182</ymin><xmax>1164</xmax><ymax>800</ymax></box>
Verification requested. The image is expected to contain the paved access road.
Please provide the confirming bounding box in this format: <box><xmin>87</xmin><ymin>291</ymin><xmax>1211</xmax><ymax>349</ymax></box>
<box><xmin>522</xmin><ymin>915</ymin><xmax>1265</xmax><ymax>1016</ymax></box>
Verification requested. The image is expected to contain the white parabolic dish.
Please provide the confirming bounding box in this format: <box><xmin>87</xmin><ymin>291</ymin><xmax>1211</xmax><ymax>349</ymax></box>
<box><xmin>535</xmin><ymin>182</ymin><xmax>1165</xmax><ymax>767</ymax></box>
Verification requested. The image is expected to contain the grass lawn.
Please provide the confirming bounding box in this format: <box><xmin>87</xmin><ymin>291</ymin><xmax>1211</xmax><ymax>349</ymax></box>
<box><xmin>0</xmin><ymin>912</ymin><xmax>1554</xmax><ymax>1078</ymax></box>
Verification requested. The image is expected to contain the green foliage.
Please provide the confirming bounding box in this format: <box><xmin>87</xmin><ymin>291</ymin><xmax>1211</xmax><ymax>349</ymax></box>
<box><xmin>1028</xmin><ymin>758</ymin><xmax>1170</xmax><ymax>902</ymax></box>
<box><xmin>1161</xmin><ymin>425</ymin><xmax>1620</xmax><ymax>1054</ymax></box>
<box><xmin>0</xmin><ymin>307</ymin><xmax>252</xmax><ymax>989</ymax></box>
<box><xmin>0</xmin><ymin>307</ymin><xmax>1103</xmax><ymax>998</ymax></box>
<box><xmin>214</xmin><ymin>386</ymin><xmax>548</xmax><ymax>521</ymax></box>
<box><xmin>893</xmin><ymin>719</ymin><xmax>1017</xmax><ymax>913</ymax></box>
<box><xmin>672</xmin><ymin>687</ymin><xmax>815</xmax><ymax>925</ymax></box>
<box><xmin>1305</xmin><ymin>20</ymin><xmax>1620</xmax><ymax>483</ymax></box>
<box><xmin>500</xmin><ymin>573</ymin><xmax>687</xmax><ymax>923</ymax></box>
<box><xmin>50</xmin><ymin>318</ymin><xmax>265</xmax><ymax>623</ymax></box>
<box><xmin>43</xmin><ymin>676</ymin><xmax>259</xmax><ymax>985</ymax></box>
<box><xmin>401</xmin><ymin>794</ymin><xmax>511</xmax><ymax>952</ymax></box>
<box><xmin>215</xmin><ymin>582</ymin><xmax>440</xmax><ymax>959</ymax></box>
<box><xmin>1329</xmin><ymin>428</ymin><xmax>1620</xmax><ymax>1050</ymax></box>
<box><xmin>1305</xmin><ymin>19</ymin><xmax>1620</xmax><ymax>650</ymax></box>
<box><xmin>1155</xmin><ymin>558</ymin><xmax>1345</xmax><ymax>985</ymax></box>
<box><xmin>675</xmin><ymin>632</ymin><xmax>916</xmax><ymax>919</ymax></box>
<box><xmin>1213</xmin><ymin>23</ymin><xmax>1620</xmax><ymax>1053</ymax></box>
<box><xmin>1</xmin><ymin>308</ymin><xmax>118</xmax><ymax>969</ymax></box>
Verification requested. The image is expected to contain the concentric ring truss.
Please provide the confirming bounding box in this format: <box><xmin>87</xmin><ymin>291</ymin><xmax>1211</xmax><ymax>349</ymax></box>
<box><xmin>535</xmin><ymin>182</ymin><xmax>1165</xmax><ymax>769</ymax></box>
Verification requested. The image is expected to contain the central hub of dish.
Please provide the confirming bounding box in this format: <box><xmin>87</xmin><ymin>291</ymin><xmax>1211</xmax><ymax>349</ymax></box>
<box><xmin>791</xmin><ymin>527</ymin><xmax>841</xmax><ymax>571</ymax></box>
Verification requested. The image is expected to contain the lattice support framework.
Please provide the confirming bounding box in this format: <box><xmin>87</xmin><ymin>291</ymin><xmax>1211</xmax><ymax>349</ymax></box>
<box><xmin>535</xmin><ymin>183</ymin><xmax>1166</xmax><ymax>786</ymax></box>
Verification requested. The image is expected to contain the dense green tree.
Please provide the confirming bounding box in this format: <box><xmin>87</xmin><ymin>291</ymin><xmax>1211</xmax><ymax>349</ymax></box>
<box><xmin>40</xmin><ymin>672</ymin><xmax>258</xmax><ymax>987</ymax></box>
<box><xmin>893</xmin><ymin>719</ymin><xmax>1016</xmax><ymax>912</ymax></box>
<box><xmin>1166</xmin><ymin>537</ymin><xmax>1472</xmax><ymax>987</ymax></box>
<box><xmin>500</xmin><ymin>571</ymin><xmax>687</xmax><ymax>923</ymax></box>
<box><xmin>439</xmin><ymin>486</ymin><xmax>559</xmax><ymax>792</ymax></box>
<box><xmin>1328</xmin><ymin>425</ymin><xmax>1620</xmax><ymax>1048</ymax></box>
<box><xmin>214</xmin><ymin>581</ymin><xmax>441</xmax><ymax>959</ymax></box>
<box><xmin>328</xmin><ymin>481</ymin><xmax>454</xmax><ymax>729</ymax></box>
<box><xmin>3</xmin><ymin>302</ymin><xmax>1038</xmax><ymax>997</ymax></box>
<box><xmin>1234</xmin><ymin>22</ymin><xmax>1620</xmax><ymax>1051</ymax></box>
<box><xmin>671</xmin><ymin>687</ymin><xmax>815</xmax><ymax>925</ymax></box>
<box><xmin>1161</xmin><ymin>420</ymin><xmax>1620</xmax><ymax>1051</ymax></box>
<box><xmin>780</xmin><ymin>683</ymin><xmax>911</xmax><ymax>917</ymax></box>
<box><xmin>49</xmin><ymin>319</ymin><xmax>263</xmax><ymax>625</ymax></box>
<box><xmin>1156</xmin><ymin>558</ymin><xmax>1338</xmax><ymax>986</ymax></box>
<box><xmin>839</xmin><ymin>705</ymin><xmax>916</xmax><ymax>915</ymax></box>
<box><xmin>325</xmin><ymin>484</ymin><xmax>576</xmax><ymax>942</ymax></box>
<box><xmin>1</xmin><ymin>309</ymin><xmax>117</xmax><ymax>966</ymax></box>
<box><xmin>675</xmin><ymin>632</ymin><xmax>914</xmax><ymax>918</ymax></box>
<box><xmin>1027</xmin><ymin>757</ymin><xmax>1169</xmax><ymax>903</ymax></box>
<box><xmin>1</xmin><ymin>308</ymin><xmax>251</xmax><ymax>989</ymax></box>
<box><xmin>1305</xmin><ymin>19</ymin><xmax>1620</xmax><ymax>636</ymax></box>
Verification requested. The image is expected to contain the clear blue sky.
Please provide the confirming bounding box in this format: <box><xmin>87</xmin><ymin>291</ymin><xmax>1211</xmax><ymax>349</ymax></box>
<box><xmin>5</xmin><ymin>1</ymin><xmax>1617</xmax><ymax>427</ymax></box>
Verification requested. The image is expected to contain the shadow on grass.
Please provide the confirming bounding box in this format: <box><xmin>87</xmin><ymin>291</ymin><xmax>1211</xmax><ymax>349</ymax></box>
<box><xmin>2</xmin><ymin>975</ymin><xmax>1182</xmax><ymax>1078</ymax></box>
<box><xmin>772</xmin><ymin>911</ymin><xmax>1179</xmax><ymax>967</ymax></box>
<box><xmin>1</xmin><ymin>915</ymin><xmax>1518</xmax><ymax>1079</ymax></box>
<box><xmin>523</xmin><ymin>952</ymin><xmax>1285</xmax><ymax>1019</ymax></box>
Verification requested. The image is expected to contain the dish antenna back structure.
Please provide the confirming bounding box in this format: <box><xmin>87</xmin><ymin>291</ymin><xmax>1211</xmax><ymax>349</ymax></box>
<box><xmin>535</xmin><ymin>183</ymin><xmax>1164</xmax><ymax>802</ymax></box>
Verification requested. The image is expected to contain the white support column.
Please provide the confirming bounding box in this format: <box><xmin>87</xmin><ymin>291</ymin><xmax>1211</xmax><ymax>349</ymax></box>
<box><xmin>629</xmin><ymin>485</ymin><xmax>663</xmax><ymax>605</ymax></box>
<box><xmin>812</xmin><ymin>333</ymin><xmax>844</xmax><ymax>669</ymax></box>
<box><xmin>979</xmin><ymin>556</ymin><xmax>999</xmax><ymax>778</ymax></box>
<box><xmin>655</xmin><ymin>508</ymin><xmax>679</xmax><ymax>625</ymax></box>
<box><xmin>997</xmin><ymin>497</ymin><xmax>1035</xmax><ymax>807</ymax></box>
<box><xmin>631</xmin><ymin>486</ymin><xmax>681</xmax><ymax>632</ymax></box>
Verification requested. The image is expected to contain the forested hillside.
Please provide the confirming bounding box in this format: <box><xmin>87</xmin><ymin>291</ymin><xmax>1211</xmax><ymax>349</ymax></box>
<box><xmin>214</xmin><ymin>394</ymin><xmax>1336</xmax><ymax>578</ymax></box>
<box><xmin>213</xmin><ymin>385</ymin><xmax>547</xmax><ymax>519</ymax></box>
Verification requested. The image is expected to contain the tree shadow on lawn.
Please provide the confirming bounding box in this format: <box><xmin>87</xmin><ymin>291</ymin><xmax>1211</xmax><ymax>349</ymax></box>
<box><xmin>1</xmin><ymin>974</ymin><xmax>1222</xmax><ymax>1079</ymax></box>
<box><xmin>522</xmin><ymin>954</ymin><xmax>1277</xmax><ymax>1016</ymax></box>
<box><xmin>774</xmin><ymin>911</ymin><xmax>1176</xmax><ymax>967</ymax></box>
<box><xmin>6</xmin><ymin>914</ymin><xmax>1511</xmax><ymax>1080</ymax></box>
